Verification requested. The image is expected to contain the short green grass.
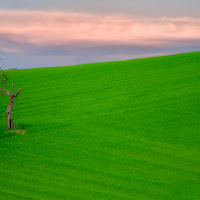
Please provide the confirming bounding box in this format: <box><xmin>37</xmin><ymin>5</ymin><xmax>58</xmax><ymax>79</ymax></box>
<box><xmin>0</xmin><ymin>52</ymin><xmax>200</xmax><ymax>199</ymax></box>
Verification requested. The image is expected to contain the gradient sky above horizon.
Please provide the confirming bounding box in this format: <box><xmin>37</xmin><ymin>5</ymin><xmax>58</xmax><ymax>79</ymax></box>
<box><xmin>0</xmin><ymin>0</ymin><xmax>200</xmax><ymax>69</ymax></box>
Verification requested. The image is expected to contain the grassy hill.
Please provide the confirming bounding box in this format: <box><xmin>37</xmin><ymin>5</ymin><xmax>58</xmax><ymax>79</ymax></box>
<box><xmin>0</xmin><ymin>52</ymin><xmax>200</xmax><ymax>199</ymax></box>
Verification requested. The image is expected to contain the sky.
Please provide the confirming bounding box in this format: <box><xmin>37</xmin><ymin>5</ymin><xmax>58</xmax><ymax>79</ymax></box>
<box><xmin>0</xmin><ymin>0</ymin><xmax>200</xmax><ymax>69</ymax></box>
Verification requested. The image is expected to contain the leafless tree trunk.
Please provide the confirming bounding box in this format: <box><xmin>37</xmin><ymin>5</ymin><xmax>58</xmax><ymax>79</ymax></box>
<box><xmin>0</xmin><ymin>68</ymin><xmax>22</xmax><ymax>130</ymax></box>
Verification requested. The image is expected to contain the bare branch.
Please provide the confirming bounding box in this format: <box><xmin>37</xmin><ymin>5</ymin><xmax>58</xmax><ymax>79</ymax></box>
<box><xmin>14</xmin><ymin>88</ymin><xmax>23</xmax><ymax>98</ymax></box>
<box><xmin>0</xmin><ymin>67</ymin><xmax>22</xmax><ymax>130</ymax></box>
<box><xmin>0</xmin><ymin>68</ymin><xmax>7</xmax><ymax>77</ymax></box>
<box><xmin>0</xmin><ymin>68</ymin><xmax>9</xmax><ymax>94</ymax></box>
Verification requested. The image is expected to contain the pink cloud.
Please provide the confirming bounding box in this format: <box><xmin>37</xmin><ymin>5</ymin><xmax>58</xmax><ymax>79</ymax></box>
<box><xmin>0</xmin><ymin>46</ymin><xmax>23</xmax><ymax>54</ymax></box>
<box><xmin>0</xmin><ymin>9</ymin><xmax>200</xmax><ymax>54</ymax></box>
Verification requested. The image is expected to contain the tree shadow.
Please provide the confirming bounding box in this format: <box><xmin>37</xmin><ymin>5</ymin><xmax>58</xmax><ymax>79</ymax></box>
<box><xmin>0</xmin><ymin>125</ymin><xmax>27</xmax><ymax>140</ymax></box>
<box><xmin>0</xmin><ymin>132</ymin><xmax>16</xmax><ymax>140</ymax></box>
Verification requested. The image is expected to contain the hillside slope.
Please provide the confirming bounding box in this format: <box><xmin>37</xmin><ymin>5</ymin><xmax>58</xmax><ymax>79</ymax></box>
<box><xmin>0</xmin><ymin>52</ymin><xmax>200</xmax><ymax>199</ymax></box>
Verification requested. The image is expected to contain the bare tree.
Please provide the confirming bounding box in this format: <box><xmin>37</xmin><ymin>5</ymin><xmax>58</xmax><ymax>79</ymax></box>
<box><xmin>0</xmin><ymin>68</ymin><xmax>22</xmax><ymax>130</ymax></box>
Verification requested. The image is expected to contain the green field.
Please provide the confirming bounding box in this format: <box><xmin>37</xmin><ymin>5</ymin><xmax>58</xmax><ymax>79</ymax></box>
<box><xmin>0</xmin><ymin>52</ymin><xmax>200</xmax><ymax>199</ymax></box>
